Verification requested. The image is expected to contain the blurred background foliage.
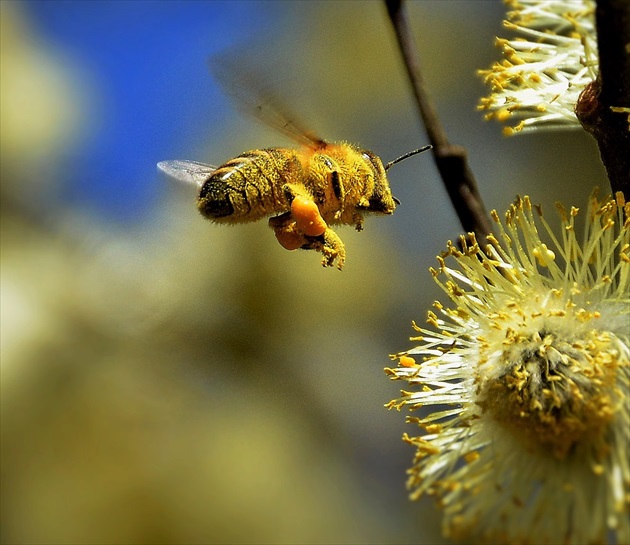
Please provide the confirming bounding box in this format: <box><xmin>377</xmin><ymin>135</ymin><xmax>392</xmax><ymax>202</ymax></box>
<box><xmin>0</xmin><ymin>1</ymin><xmax>606</xmax><ymax>544</ymax></box>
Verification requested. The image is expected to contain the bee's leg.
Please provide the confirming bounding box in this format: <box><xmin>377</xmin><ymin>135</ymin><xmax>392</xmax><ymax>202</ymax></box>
<box><xmin>319</xmin><ymin>227</ymin><xmax>346</xmax><ymax>269</ymax></box>
<box><xmin>352</xmin><ymin>213</ymin><xmax>365</xmax><ymax>232</ymax></box>
<box><xmin>302</xmin><ymin>227</ymin><xmax>346</xmax><ymax>270</ymax></box>
<box><xmin>281</xmin><ymin>183</ymin><xmax>310</xmax><ymax>205</ymax></box>
<box><xmin>280</xmin><ymin>183</ymin><xmax>327</xmax><ymax>237</ymax></box>
<box><xmin>291</xmin><ymin>197</ymin><xmax>327</xmax><ymax>237</ymax></box>
<box><xmin>269</xmin><ymin>212</ymin><xmax>307</xmax><ymax>251</ymax></box>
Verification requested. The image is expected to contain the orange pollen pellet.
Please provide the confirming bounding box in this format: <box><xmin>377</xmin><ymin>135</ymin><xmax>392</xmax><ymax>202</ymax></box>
<box><xmin>291</xmin><ymin>196</ymin><xmax>327</xmax><ymax>236</ymax></box>
<box><xmin>274</xmin><ymin>224</ymin><xmax>306</xmax><ymax>250</ymax></box>
<box><xmin>399</xmin><ymin>355</ymin><xmax>418</xmax><ymax>368</ymax></box>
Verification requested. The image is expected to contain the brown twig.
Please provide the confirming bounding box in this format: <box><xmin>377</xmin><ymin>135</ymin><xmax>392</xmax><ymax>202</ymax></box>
<box><xmin>575</xmin><ymin>0</ymin><xmax>630</xmax><ymax>195</ymax></box>
<box><xmin>384</xmin><ymin>0</ymin><xmax>493</xmax><ymax>243</ymax></box>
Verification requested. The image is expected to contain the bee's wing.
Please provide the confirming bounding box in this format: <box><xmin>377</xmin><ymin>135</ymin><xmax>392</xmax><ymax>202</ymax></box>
<box><xmin>210</xmin><ymin>53</ymin><xmax>327</xmax><ymax>150</ymax></box>
<box><xmin>157</xmin><ymin>160</ymin><xmax>217</xmax><ymax>189</ymax></box>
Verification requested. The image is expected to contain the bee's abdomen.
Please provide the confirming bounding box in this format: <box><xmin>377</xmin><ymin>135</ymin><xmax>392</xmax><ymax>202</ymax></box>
<box><xmin>198</xmin><ymin>179</ymin><xmax>235</xmax><ymax>217</ymax></box>
<box><xmin>198</xmin><ymin>149</ymin><xmax>299</xmax><ymax>222</ymax></box>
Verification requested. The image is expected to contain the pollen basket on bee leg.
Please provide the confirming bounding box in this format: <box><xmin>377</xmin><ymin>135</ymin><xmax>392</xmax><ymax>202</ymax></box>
<box><xmin>291</xmin><ymin>196</ymin><xmax>327</xmax><ymax>237</ymax></box>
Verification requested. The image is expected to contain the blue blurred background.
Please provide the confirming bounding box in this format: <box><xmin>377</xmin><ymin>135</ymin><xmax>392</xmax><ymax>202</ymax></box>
<box><xmin>1</xmin><ymin>1</ymin><xmax>606</xmax><ymax>544</ymax></box>
<box><xmin>14</xmin><ymin>0</ymin><xmax>282</xmax><ymax>222</ymax></box>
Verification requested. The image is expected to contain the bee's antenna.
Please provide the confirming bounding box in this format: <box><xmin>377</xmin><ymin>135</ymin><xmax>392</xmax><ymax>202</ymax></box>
<box><xmin>384</xmin><ymin>145</ymin><xmax>432</xmax><ymax>171</ymax></box>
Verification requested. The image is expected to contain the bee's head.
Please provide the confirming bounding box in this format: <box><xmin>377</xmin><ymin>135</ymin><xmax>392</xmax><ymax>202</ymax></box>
<box><xmin>359</xmin><ymin>146</ymin><xmax>431</xmax><ymax>215</ymax></box>
<box><xmin>358</xmin><ymin>150</ymin><xmax>398</xmax><ymax>214</ymax></box>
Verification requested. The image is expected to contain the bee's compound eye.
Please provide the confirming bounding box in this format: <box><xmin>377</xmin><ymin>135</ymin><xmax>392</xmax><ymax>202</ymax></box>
<box><xmin>361</xmin><ymin>151</ymin><xmax>383</xmax><ymax>174</ymax></box>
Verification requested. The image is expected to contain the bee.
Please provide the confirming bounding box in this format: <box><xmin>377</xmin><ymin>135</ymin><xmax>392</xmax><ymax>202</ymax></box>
<box><xmin>158</xmin><ymin>64</ymin><xmax>430</xmax><ymax>269</ymax></box>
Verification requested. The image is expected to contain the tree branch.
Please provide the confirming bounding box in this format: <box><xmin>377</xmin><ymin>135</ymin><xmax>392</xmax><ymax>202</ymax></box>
<box><xmin>384</xmin><ymin>0</ymin><xmax>492</xmax><ymax>243</ymax></box>
<box><xmin>575</xmin><ymin>0</ymin><xmax>630</xmax><ymax>195</ymax></box>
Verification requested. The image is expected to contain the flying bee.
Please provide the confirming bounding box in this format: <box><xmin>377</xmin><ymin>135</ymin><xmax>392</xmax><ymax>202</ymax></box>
<box><xmin>158</xmin><ymin>61</ymin><xmax>430</xmax><ymax>269</ymax></box>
